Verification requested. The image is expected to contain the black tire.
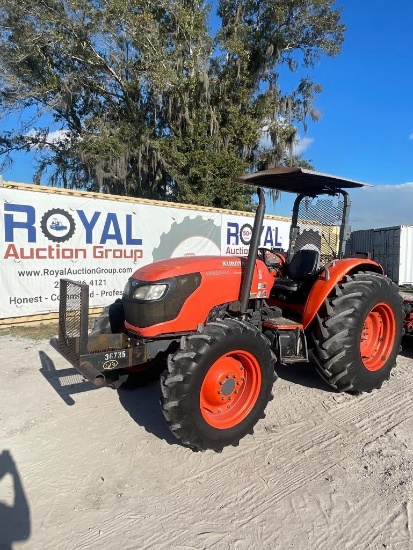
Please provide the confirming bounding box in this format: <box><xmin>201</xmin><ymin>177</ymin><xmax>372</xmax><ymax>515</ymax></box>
<box><xmin>90</xmin><ymin>300</ymin><xmax>125</xmax><ymax>335</ymax></box>
<box><xmin>311</xmin><ymin>271</ymin><xmax>403</xmax><ymax>393</ymax></box>
<box><xmin>160</xmin><ymin>319</ymin><xmax>277</xmax><ymax>451</ymax></box>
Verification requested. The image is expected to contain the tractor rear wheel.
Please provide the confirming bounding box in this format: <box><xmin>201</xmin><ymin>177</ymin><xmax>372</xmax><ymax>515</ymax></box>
<box><xmin>312</xmin><ymin>271</ymin><xmax>403</xmax><ymax>393</ymax></box>
<box><xmin>161</xmin><ymin>319</ymin><xmax>277</xmax><ymax>451</ymax></box>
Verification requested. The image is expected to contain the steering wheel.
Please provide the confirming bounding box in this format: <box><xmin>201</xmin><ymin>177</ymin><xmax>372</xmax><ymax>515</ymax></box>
<box><xmin>257</xmin><ymin>248</ymin><xmax>286</xmax><ymax>273</ymax></box>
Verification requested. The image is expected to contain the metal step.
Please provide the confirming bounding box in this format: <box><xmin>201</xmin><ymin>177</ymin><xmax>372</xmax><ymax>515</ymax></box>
<box><xmin>263</xmin><ymin>317</ymin><xmax>303</xmax><ymax>330</ymax></box>
<box><xmin>262</xmin><ymin>319</ymin><xmax>308</xmax><ymax>363</ymax></box>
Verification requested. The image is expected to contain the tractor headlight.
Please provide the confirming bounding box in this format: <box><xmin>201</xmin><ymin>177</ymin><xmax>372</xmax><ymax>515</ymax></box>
<box><xmin>132</xmin><ymin>284</ymin><xmax>168</xmax><ymax>301</ymax></box>
<box><xmin>122</xmin><ymin>273</ymin><xmax>202</xmax><ymax>328</ymax></box>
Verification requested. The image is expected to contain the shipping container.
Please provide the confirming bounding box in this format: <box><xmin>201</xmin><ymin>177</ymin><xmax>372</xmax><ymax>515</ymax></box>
<box><xmin>346</xmin><ymin>226</ymin><xmax>413</xmax><ymax>285</ymax></box>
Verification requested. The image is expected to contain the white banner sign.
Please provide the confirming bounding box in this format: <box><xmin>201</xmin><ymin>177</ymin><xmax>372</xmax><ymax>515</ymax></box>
<box><xmin>0</xmin><ymin>187</ymin><xmax>290</xmax><ymax>318</ymax></box>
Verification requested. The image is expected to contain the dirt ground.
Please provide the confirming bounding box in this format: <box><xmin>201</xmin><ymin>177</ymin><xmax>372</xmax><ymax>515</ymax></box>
<box><xmin>1</xmin><ymin>331</ymin><xmax>413</xmax><ymax>550</ymax></box>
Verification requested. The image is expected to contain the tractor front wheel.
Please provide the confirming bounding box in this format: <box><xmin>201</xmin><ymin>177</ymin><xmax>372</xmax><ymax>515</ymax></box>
<box><xmin>312</xmin><ymin>271</ymin><xmax>403</xmax><ymax>393</ymax></box>
<box><xmin>161</xmin><ymin>319</ymin><xmax>277</xmax><ymax>451</ymax></box>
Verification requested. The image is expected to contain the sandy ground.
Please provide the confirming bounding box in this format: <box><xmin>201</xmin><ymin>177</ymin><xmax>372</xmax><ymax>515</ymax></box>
<box><xmin>1</xmin><ymin>332</ymin><xmax>413</xmax><ymax>550</ymax></box>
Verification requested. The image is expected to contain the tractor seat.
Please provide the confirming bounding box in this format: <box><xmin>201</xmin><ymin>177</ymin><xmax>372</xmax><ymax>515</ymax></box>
<box><xmin>272</xmin><ymin>249</ymin><xmax>320</xmax><ymax>292</ymax></box>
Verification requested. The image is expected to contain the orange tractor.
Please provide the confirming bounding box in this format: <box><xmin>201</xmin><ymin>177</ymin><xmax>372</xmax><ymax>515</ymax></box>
<box><xmin>52</xmin><ymin>167</ymin><xmax>404</xmax><ymax>451</ymax></box>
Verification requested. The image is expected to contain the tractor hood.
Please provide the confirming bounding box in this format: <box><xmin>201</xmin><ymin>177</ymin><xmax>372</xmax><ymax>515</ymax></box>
<box><xmin>131</xmin><ymin>255</ymin><xmax>249</xmax><ymax>282</ymax></box>
<box><xmin>123</xmin><ymin>255</ymin><xmax>274</xmax><ymax>337</ymax></box>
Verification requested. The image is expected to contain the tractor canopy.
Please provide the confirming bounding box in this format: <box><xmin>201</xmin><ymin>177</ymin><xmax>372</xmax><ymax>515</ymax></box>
<box><xmin>233</xmin><ymin>167</ymin><xmax>370</xmax><ymax>196</ymax></box>
<box><xmin>234</xmin><ymin>167</ymin><xmax>371</xmax><ymax>263</ymax></box>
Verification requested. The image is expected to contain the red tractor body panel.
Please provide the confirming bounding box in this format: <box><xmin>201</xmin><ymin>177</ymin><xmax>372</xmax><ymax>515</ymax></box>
<box><xmin>125</xmin><ymin>256</ymin><xmax>275</xmax><ymax>337</ymax></box>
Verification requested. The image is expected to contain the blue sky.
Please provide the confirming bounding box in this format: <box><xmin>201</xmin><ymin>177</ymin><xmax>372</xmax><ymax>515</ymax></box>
<box><xmin>271</xmin><ymin>0</ymin><xmax>413</xmax><ymax>228</ymax></box>
<box><xmin>1</xmin><ymin>1</ymin><xmax>412</xmax><ymax>229</ymax></box>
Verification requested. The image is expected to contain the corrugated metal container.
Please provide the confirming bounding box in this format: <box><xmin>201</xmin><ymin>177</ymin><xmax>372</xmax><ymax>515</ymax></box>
<box><xmin>346</xmin><ymin>229</ymin><xmax>374</xmax><ymax>257</ymax></box>
<box><xmin>346</xmin><ymin>226</ymin><xmax>413</xmax><ymax>285</ymax></box>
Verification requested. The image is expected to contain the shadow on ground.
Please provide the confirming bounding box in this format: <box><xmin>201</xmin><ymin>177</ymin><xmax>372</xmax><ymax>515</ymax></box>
<box><xmin>0</xmin><ymin>451</ymin><xmax>31</xmax><ymax>550</ymax></box>
<box><xmin>38</xmin><ymin>350</ymin><xmax>97</xmax><ymax>406</ymax></box>
<box><xmin>274</xmin><ymin>359</ymin><xmax>334</xmax><ymax>393</ymax></box>
<box><xmin>401</xmin><ymin>335</ymin><xmax>413</xmax><ymax>358</ymax></box>
<box><xmin>38</xmin><ymin>349</ymin><xmax>182</xmax><ymax>447</ymax></box>
<box><xmin>117</xmin><ymin>382</ymin><xmax>184</xmax><ymax>448</ymax></box>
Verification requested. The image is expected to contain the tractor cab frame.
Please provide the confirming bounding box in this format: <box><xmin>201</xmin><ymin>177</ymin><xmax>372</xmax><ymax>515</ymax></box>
<box><xmin>236</xmin><ymin>167</ymin><xmax>368</xmax><ymax>314</ymax></box>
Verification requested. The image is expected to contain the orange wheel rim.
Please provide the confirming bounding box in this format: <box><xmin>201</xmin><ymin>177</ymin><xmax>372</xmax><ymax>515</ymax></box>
<box><xmin>200</xmin><ymin>350</ymin><xmax>261</xmax><ymax>429</ymax></box>
<box><xmin>360</xmin><ymin>302</ymin><xmax>396</xmax><ymax>372</ymax></box>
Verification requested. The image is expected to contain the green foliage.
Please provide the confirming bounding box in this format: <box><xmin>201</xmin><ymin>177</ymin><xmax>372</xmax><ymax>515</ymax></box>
<box><xmin>0</xmin><ymin>0</ymin><xmax>344</xmax><ymax>210</ymax></box>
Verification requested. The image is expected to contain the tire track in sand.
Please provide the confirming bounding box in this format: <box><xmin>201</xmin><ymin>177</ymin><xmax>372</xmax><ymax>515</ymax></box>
<box><xmin>71</xmin><ymin>369</ymin><xmax>413</xmax><ymax>549</ymax></box>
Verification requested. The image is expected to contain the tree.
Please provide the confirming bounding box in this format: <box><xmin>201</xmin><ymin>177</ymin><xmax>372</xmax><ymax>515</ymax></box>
<box><xmin>0</xmin><ymin>0</ymin><xmax>344</xmax><ymax>210</ymax></box>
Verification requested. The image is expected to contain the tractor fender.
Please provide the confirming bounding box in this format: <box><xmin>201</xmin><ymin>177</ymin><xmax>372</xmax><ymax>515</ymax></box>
<box><xmin>302</xmin><ymin>258</ymin><xmax>384</xmax><ymax>329</ymax></box>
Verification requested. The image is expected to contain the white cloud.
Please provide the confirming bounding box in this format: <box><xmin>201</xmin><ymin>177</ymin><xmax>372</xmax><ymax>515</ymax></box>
<box><xmin>293</xmin><ymin>136</ymin><xmax>314</xmax><ymax>155</ymax></box>
<box><xmin>409</xmin><ymin>133</ymin><xmax>413</xmax><ymax>140</ymax></box>
<box><xmin>260</xmin><ymin>124</ymin><xmax>313</xmax><ymax>156</ymax></box>
<box><xmin>26</xmin><ymin>128</ymin><xmax>70</xmax><ymax>149</ymax></box>
<box><xmin>45</xmin><ymin>129</ymin><xmax>70</xmax><ymax>144</ymax></box>
<box><xmin>349</xmin><ymin>182</ymin><xmax>413</xmax><ymax>230</ymax></box>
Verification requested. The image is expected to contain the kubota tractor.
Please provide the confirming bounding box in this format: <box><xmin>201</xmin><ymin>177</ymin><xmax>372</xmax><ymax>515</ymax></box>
<box><xmin>52</xmin><ymin>167</ymin><xmax>405</xmax><ymax>451</ymax></box>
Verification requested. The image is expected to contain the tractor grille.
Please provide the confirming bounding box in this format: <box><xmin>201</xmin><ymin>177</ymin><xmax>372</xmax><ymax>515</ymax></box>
<box><xmin>295</xmin><ymin>195</ymin><xmax>344</xmax><ymax>264</ymax></box>
<box><xmin>57</xmin><ymin>279</ymin><xmax>89</xmax><ymax>367</ymax></box>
